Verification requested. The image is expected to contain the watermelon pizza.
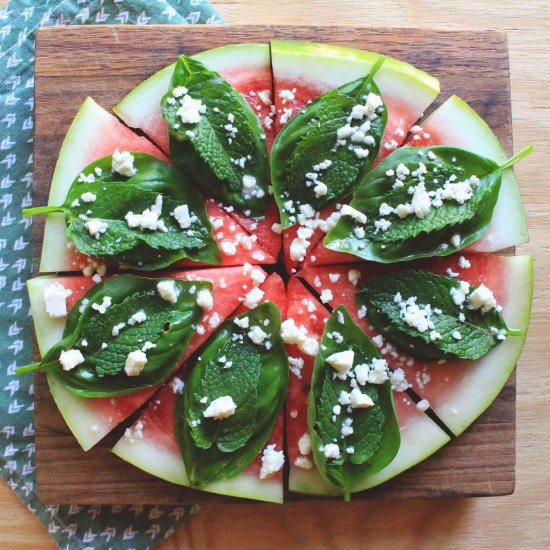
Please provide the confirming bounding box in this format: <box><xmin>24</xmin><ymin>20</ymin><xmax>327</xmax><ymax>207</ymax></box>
<box><xmin>21</xmin><ymin>40</ymin><xmax>532</xmax><ymax>502</ymax></box>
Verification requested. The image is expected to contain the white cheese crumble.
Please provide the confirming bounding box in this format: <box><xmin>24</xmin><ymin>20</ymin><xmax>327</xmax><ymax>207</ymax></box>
<box><xmin>468</xmin><ymin>284</ymin><xmax>499</xmax><ymax>313</ymax></box>
<box><xmin>320</xmin><ymin>443</ymin><xmax>340</xmax><ymax>460</ymax></box>
<box><xmin>125</xmin><ymin>195</ymin><xmax>167</xmax><ymax>233</ymax></box>
<box><xmin>248</xmin><ymin>325</ymin><xmax>268</xmax><ymax>345</ymax></box>
<box><xmin>298</xmin><ymin>433</ymin><xmax>312</xmax><ymax>455</ymax></box>
<box><xmin>349</xmin><ymin>388</ymin><xmax>375</xmax><ymax>408</ymax></box>
<box><xmin>111</xmin><ymin>149</ymin><xmax>136</xmax><ymax>177</ymax></box>
<box><xmin>294</xmin><ymin>456</ymin><xmax>313</xmax><ymax>469</ymax></box>
<box><xmin>450</xmin><ymin>234</ymin><xmax>461</xmax><ymax>248</ymax></box>
<box><xmin>416</xmin><ymin>399</ymin><xmax>430</xmax><ymax>412</ymax></box>
<box><xmin>81</xmin><ymin>192</ymin><xmax>96</xmax><ymax>203</ymax></box>
<box><xmin>320</xmin><ymin>289</ymin><xmax>333</xmax><ymax>304</ymax></box>
<box><xmin>196</xmin><ymin>288</ymin><xmax>213</xmax><ymax>310</ymax></box>
<box><xmin>157</xmin><ymin>280</ymin><xmax>178</xmax><ymax>304</ymax></box>
<box><xmin>326</xmin><ymin>350</ymin><xmax>354</xmax><ymax>378</ymax></box>
<box><xmin>244</xmin><ymin>287</ymin><xmax>264</xmax><ymax>309</ymax></box>
<box><xmin>340</xmin><ymin>204</ymin><xmax>367</xmax><ymax>224</ymax></box>
<box><xmin>176</xmin><ymin>93</ymin><xmax>206</xmax><ymax>124</ymax></box>
<box><xmin>172</xmin><ymin>204</ymin><xmax>194</xmax><ymax>229</ymax></box>
<box><xmin>124</xmin><ymin>350</ymin><xmax>147</xmax><ymax>377</ymax></box>
<box><xmin>234</xmin><ymin>316</ymin><xmax>250</xmax><ymax>329</ymax></box>
<box><xmin>203</xmin><ymin>395</ymin><xmax>236</xmax><ymax>419</ymax></box>
<box><xmin>128</xmin><ymin>310</ymin><xmax>147</xmax><ymax>326</ymax></box>
<box><xmin>84</xmin><ymin>218</ymin><xmax>108</xmax><ymax>239</ymax></box>
<box><xmin>59</xmin><ymin>349</ymin><xmax>85</xmax><ymax>371</ymax></box>
<box><xmin>112</xmin><ymin>322</ymin><xmax>125</xmax><ymax>337</ymax></box>
<box><xmin>458</xmin><ymin>256</ymin><xmax>471</xmax><ymax>269</ymax></box>
<box><xmin>259</xmin><ymin>444</ymin><xmax>285</xmax><ymax>479</ymax></box>
<box><xmin>221</xmin><ymin>241</ymin><xmax>237</xmax><ymax>256</ymax></box>
<box><xmin>91</xmin><ymin>296</ymin><xmax>112</xmax><ymax>314</ymax></box>
<box><xmin>271</xmin><ymin>223</ymin><xmax>282</xmax><ymax>234</ymax></box>
<box><xmin>43</xmin><ymin>281</ymin><xmax>72</xmax><ymax>318</ymax></box>
<box><xmin>348</xmin><ymin>269</ymin><xmax>361</xmax><ymax>286</ymax></box>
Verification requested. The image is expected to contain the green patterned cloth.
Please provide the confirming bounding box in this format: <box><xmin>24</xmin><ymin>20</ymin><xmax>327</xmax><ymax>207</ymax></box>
<box><xmin>0</xmin><ymin>1</ymin><xmax>222</xmax><ymax>548</ymax></box>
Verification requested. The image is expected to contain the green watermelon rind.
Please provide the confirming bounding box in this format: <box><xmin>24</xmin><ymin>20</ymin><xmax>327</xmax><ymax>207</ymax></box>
<box><xmin>289</xmin><ymin>402</ymin><xmax>451</xmax><ymax>496</ymax></box>
<box><xmin>434</xmin><ymin>255</ymin><xmax>533</xmax><ymax>435</ymax></box>
<box><xmin>420</xmin><ymin>95</ymin><xmax>528</xmax><ymax>251</ymax></box>
<box><xmin>270</xmin><ymin>40</ymin><xmax>440</xmax><ymax>111</ymax></box>
<box><xmin>112</xmin><ymin>435</ymin><xmax>283</xmax><ymax>503</ymax></box>
<box><xmin>113</xmin><ymin>43</ymin><xmax>271</xmax><ymax>149</ymax></box>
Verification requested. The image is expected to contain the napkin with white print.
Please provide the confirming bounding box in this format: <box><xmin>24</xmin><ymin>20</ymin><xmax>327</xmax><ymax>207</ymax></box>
<box><xmin>0</xmin><ymin>1</ymin><xmax>222</xmax><ymax>548</ymax></box>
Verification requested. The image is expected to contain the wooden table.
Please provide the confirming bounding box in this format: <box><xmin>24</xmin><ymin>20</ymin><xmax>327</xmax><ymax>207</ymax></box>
<box><xmin>1</xmin><ymin>1</ymin><xmax>548</xmax><ymax>548</ymax></box>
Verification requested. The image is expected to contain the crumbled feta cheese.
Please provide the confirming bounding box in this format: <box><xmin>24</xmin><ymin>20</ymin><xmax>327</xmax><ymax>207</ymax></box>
<box><xmin>328</xmin><ymin>273</ymin><xmax>341</xmax><ymax>283</ymax></box>
<box><xmin>320</xmin><ymin>289</ymin><xmax>333</xmax><ymax>304</ymax></box>
<box><xmin>250</xmin><ymin>268</ymin><xmax>266</xmax><ymax>286</ymax></box>
<box><xmin>172</xmin><ymin>204</ymin><xmax>193</xmax><ymax>229</ymax></box>
<box><xmin>450</xmin><ymin>280</ymin><xmax>470</xmax><ymax>306</ymax></box>
<box><xmin>302</xmin><ymin>338</ymin><xmax>319</xmax><ymax>357</ymax></box>
<box><xmin>128</xmin><ymin>310</ymin><xmax>147</xmax><ymax>326</ymax></box>
<box><xmin>350</xmin><ymin>388</ymin><xmax>375</xmax><ymax>408</ymax></box>
<box><xmin>416</xmin><ymin>399</ymin><xmax>430</xmax><ymax>412</ymax></box>
<box><xmin>399</xmin><ymin>296</ymin><xmax>435</xmax><ymax>333</ymax></box>
<box><xmin>368</xmin><ymin>358</ymin><xmax>390</xmax><ymax>384</ymax></box>
<box><xmin>271</xmin><ymin>222</ymin><xmax>282</xmax><ymax>234</ymax></box>
<box><xmin>298</xmin><ymin>433</ymin><xmax>312</xmax><ymax>455</ymax></box>
<box><xmin>452</xmin><ymin>330</ymin><xmax>462</xmax><ymax>340</ymax></box>
<box><xmin>411</xmin><ymin>182</ymin><xmax>431</xmax><ymax>219</ymax></box>
<box><xmin>340</xmin><ymin>204</ymin><xmax>367</xmax><ymax>224</ymax></box>
<box><xmin>221</xmin><ymin>241</ymin><xmax>237</xmax><ymax>256</ymax></box>
<box><xmin>458</xmin><ymin>256</ymin><xmax>471</xmax><ymax>269</ymax></box>
<box><xmin>326</xmin><ymin>350</ymin><xmax>354</xmax><ymax>377</ymax></box>
<box><xmin>234</xmin><ymin>316</ymin><xmax>250</xmax><ymax>329</ymax></box>
<box><xmin>242</xmin><ymin>175</ymin><xmax>257</xmax><ymax>191</ymax></box>
<box><xmin>111</xmin><ymin>149</ymin><xmax>136</xmax><ymax>177</ymax></box>
<box><xmin>203</xmin><ymin>395</ymin><xmax>236</xmax><ymax>419</ymax></box>
<box><xmin>257</xmin><ymin>90</ymin><xmax>271</xmax><ymax>105</ymax></box>
<box><xmin>157</xmin><ymin>280</ymin><xmax>178</xmax><ymax>304</ymax></box>
<box><xmin>125</xmin><ymin>194</ymin><xmax>167</xmax><ymax>233</ymax></box>
<box><xmin>81</xmin><ymin>192</ymin><xmax>96</xmax><ymax>203</ymax></box>
<box><xmin>248</xmin><ymin>325</ymin><xmax>268</xmax><ymax>345</ymax></box>
<box><xmin>176</xmin><ymin>94</ymin><xmax>206</xmax><ymax>124</ymax></box>
<box><xmin>43</xmin><ymin>281</ymin><xmax>72</xmax><ymax>318</ymax></box>
<box><xmin>196</xmin><ymin>288</ymin><xmax>213</xmax><ymax>310</ymax></box>
<box><xmin>112</xmin><ymin>322</ymin><xmax>125</xmax><ymax>337</ymax></box>
<box><xmin>295</xmin><ymin>456</ymin><xmax>313</xmax><ymax>469</ymax></box>
<box><xmin>244</xmin><ymin>287</ymin><xmax>264</xmax><ymax>309</ymax></box>
<box><xmin>84</xmin><ymin>218</ymin><xmax>108</xmax><ymax>239</ymax></box>
<box><xmin>280</xmin><ymin>318</ymin><xmax>307</xmax><ymax>345</ymax></box>
<box><xmin>320</xmin><ymin>443</ymin><xmax>340</xmax><ymax>460</ymax></box>
<box><xmin>279</xmin><ymin>107</ymin><xmax>293</xmax><ymax>124</ymax></box>
<box><xmin>468</xmin><ymin>284</ymin><xmax>499</xmax><ymax>313</ymax></box>
<box><xmin>259</xmin><ymin>444</ymin><xmax>285</xmax><ymax>480</ymax></box>
<box><xmin>142</xmin><ymin>341</ymin><xmax>156</xmax><ymax>352</ymax></box>
<box><xmin>91</xmin><ymin>296</ymin><xmax>112</xmax><ymax>314</ymax></box>
<box><xmin>171</xmin><ymin>377</ymin><xmax>185</xmax><ymax>394</ymax></box>
<box><xmin>390</xmin><ymin>368</ymin><xmax>409</xmax><ymax>392</ymax></box>
<box><xmin>348</xmin><ymin>269</ymin><xmax>361</xmax><ymax>286</ymax></box>
<box><xmin>450</xmin><ymin>234</ymin><xmax>461</xmax><ymax>248</ymax></box>
<box><xmin>209</xmin><ymin>312</ymin><xmax>221</xmax><ymax>328</ymax></box>
<box><xmin>124</xmin><ymin>350</ymin><xmax>147</xmax><ymax>376</ymax></box>
<box><xmin>59</xmin><ymin>349</ymin><xmax>85</xmax><ymax>371</ymax></box>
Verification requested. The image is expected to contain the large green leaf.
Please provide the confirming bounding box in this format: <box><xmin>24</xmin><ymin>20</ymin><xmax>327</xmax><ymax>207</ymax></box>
<box><xmin>23</xmin><ymin>153</ymin><xmax>220</xmax><ymax>269</ymax></box>
<box><xmin>271</xmin><ymin>58</ymin><xmax>387</xmax><ymax>228</ymax></box>
<box><xmin>308</xmin><ymin>306</ymin><xmax>400</xmax><ymax>500</ymax></box>
<box><xmin>356</xmin><ymin>269</ymin><xmax>518</xmax><ymax>360</ymax></box>
<box><xmin>177</xmin><ymin>302</ymin><xmax>288</xmax><ymax>487</ymax></box>
<box><xmin>17</xmin><ymin>275</ymin><xmax>210</xmax><ymax>397</ymax></box>
<box><xmin>162</xmin><ymin>55</ymin><xmax>268</xmax><ymax>218</ymax></box>
<box><xmin>324</xmin><ymin>145</ymin><xmax>532</xmax><ymax>262</ymax></box>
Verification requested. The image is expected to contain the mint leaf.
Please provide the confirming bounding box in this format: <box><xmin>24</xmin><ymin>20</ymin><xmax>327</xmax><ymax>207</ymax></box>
<box><xmin>325</xmin><ymin>145</ymin><xmax>532</xmax><ymax>263</ymax></box>
<box><xmin>24</xmin><ymin>153</ymin><xmax>220</xmax><ymax>270</ymax></box>
<box><xmin>162</xmin><ymin>55</ymin><xmax>268</xmax><ymax>218</ymax></box>
<box><xmin>272</xmin><ymin>58</ymin><xmax>387</xmax><ymax>228</ymax></box>
<box><xmin>19</xmin><ymin>275</ymin><xmax>210</xmax><ymax>397</ymax></box>
<box><xmin>177</xmin><ymin>302</ymin><xmax>288</xmax><ymax>487</ymax></box>
<box><xmin>308</xmin><ymin>306</ymin><xmax>400</xmax><ymax>500</ymax></box>
<box><xmin>356</xmin><ymin>269</ymin><xmax>513</xmax><ymax>360</ymax></box>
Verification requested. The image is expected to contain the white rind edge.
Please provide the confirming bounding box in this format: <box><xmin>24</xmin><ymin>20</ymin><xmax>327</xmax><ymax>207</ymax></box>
<box><xmin>40</xmin><ymin>98</ymin><xmax>112</xmax><ymax>273</ymax></box>
<box><xmin>420</xmin><ymin>95</ymin><xmax>529</xmax><ymax>250</ymax></box>
<box><xmin>113</xmin><ymin>43</ymin><xmax>270</xmax><ymax>145</ymax></box>
<box><xmin>271</xmin><ymin>40</ymin><xmax>440</xmax><ymax>114</ymax></box>
<box><xmin>289</xmin><ymin>410</ymin><xmax>450</xmax><ymax>496</ymax></box>
<box><xmin>27</xmin><ymin>276</ymin><xmax>113</xmax><ymax>450</ymax></box>
<box><xmin>434</xmin><ymin>255</ymin><xmax>533</xmax><ymax>435</ymax></box>
<box><xmin>112</xmin><ymin>435</ymin><xmax>283</xmax><ymax>503</ymax></box>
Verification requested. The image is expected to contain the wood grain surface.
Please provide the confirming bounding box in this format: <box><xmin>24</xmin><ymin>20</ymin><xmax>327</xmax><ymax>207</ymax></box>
<box><xmin>32</xmin><ymin>24</ymin><xmax>515</xmax><ymax>504</ymax></box>
<box><xmin>0</xmin><ymin>1</ymin><xmax>548</xmax><ymax>549</ymax></box>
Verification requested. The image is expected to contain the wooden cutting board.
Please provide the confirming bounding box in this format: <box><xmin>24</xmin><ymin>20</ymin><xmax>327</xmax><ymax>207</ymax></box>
<box><xmin>33</xmin><ymin>25</ymin><xmax>515</xmax><ymax>504</ymax></box>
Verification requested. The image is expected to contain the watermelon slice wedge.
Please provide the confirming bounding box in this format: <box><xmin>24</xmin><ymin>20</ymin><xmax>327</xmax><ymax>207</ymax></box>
<box><xmin>298</xmin><ymin>254</ymin><xmax>532</xmax><ymax>437</ymax></box>
<box><xmin>112</xmin><ymin>273</ymin><xmax>288</xmax><ymax>503</ymax></box>
<box><xmin>284</xmin><ymin>277</ymin><xmax>451</xmax><ymax>496</ymax></box>
<box><xmin>304</xmin><ymin>94</ymin><xmax>529</xmax><ymax>268</ymax></box>
<box><xmin>27</xmin><ymin>265</ymin><xmax>267</xmax><ymax>450</ymax></box>
<box><xmin>270</xmin><ymin>40</ymin><xmax>441</xmax><ymax>273</ymax></box>
<box><xmin>113</xmin><ymin>43</ymin><xmax>276</xmax><ymax>153</ymax></box>
<box><xmin>39</xmin><ymin>98</ymin><xmax>169</xmax><ymax>274</ymax></box>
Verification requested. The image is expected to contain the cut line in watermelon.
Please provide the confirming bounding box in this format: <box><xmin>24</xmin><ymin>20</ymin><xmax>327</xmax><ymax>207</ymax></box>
<box><xmin>271</xmin><ymin>41</ymin><xmax>441</xmax><ymax>273</ymax></box>
<box><xmin>284</xmin><ymin>276</ymin><xmax>450</xmax><ymax>496</ymax></box>
<box><xmin>39</xmin><ymin>97</ymin><xmax>169</xmax><ymax>275</ymax></box>
<box><xmin>113</xmin><ymin>43</ymin><xmax>275</xmax><ymax>153</ymax></box>
<box><xmin>112</xmin><ymin>273</ymin><xmax>287</xmax><ymax>502</ymax></box>
<box><xmin>27</xmin><ymin>265</ymin><xmax>267</xmax><ymax>450</ymax></box>
<box><xmin>298</xmin><ymin>253</ymin><xmax>532</xmax><ymax>437</ymax></box>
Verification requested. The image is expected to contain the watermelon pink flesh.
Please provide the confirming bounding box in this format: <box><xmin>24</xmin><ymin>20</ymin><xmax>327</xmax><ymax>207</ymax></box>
<box><xmin>228</xmin><ymin>198</ymin><xmax>282</xmax><ymax>261</ymax></box>
<box><xmin>177</xmin><ymin>201</ymin><xmax>277</xmax><ymax>267</ymax></box>
<box><xmin>29</xmin><ymin>265</ymin><xmax>267</xmax><ymax>450</ymax></box>
<box><xmin>111</xmin><ymin>273</ymin><xmax>287</xmax><ymax>502</ymax></box>
<box><xmin>284</xmin><ymin>277</ymin><xmax>448</xmax><ymax>495</ymax></box>
<box><xmin>113</xmin><ymin>45</ymin><xmax>275</xmax><ymax>154</ymax></box>
<box><xmin>298</xmin><ymin>253</ymin><xmax>532</xmax><ymax>436</ymax></box>
<box><xmin>40</xmin><ymin>97</ymin><xmax>169</xmax><ymax>274</ymax></box>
